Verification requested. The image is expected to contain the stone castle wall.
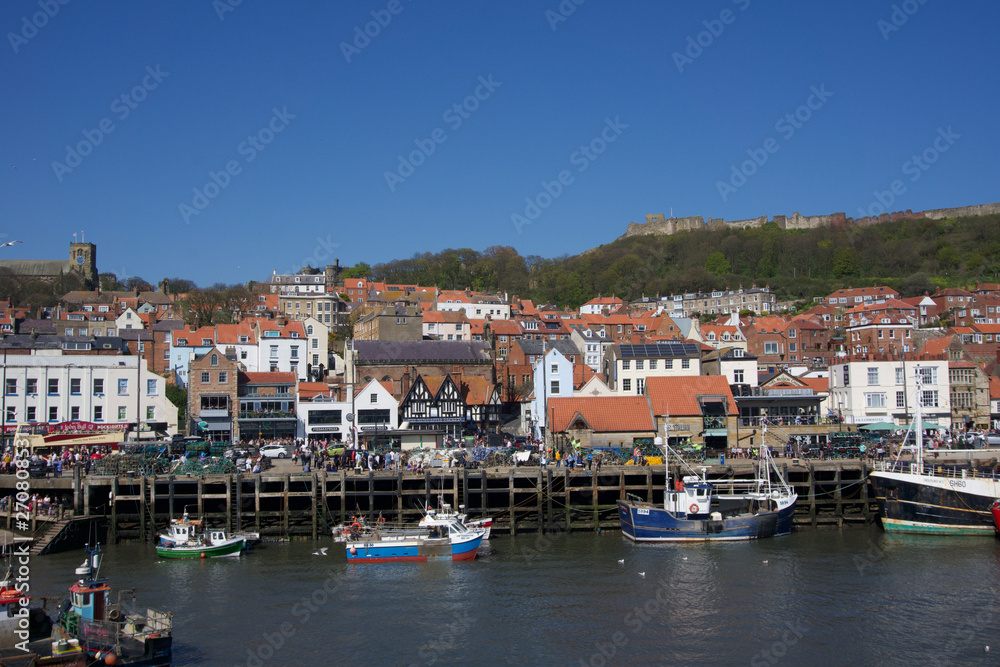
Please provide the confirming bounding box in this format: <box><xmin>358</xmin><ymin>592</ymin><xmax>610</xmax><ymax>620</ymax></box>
<box><xmin>619</xmin><ymin>203</ymin><xmax>999</xmax><ymax>240</ymax></box>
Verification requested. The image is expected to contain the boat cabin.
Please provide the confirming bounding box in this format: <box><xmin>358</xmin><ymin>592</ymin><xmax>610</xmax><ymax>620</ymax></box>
<box><xmin>68</xmin><ymin>580</ymin><xmax>111</xmax><ymax>623</ymax></box>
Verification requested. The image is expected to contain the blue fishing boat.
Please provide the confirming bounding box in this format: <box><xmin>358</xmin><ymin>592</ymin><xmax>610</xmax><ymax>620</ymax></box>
<box><xmin>343</xmin><ymin>510</ymin><xmax>486</xmax><ymax>563</ymax></box>
<box><xmin>618</xmin><ymin>437</ymin><xmax>797</xmax><ymax>542</ymax></box>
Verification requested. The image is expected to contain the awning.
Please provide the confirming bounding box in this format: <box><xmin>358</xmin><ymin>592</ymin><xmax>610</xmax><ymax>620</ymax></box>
<box><xmin>859</xmin><ymin>421</ymin><xmax>897</xmax><ymax>431</ymax></box>
<box><xmin>703</xmin><ymin>429</ymin><xmax>728</xmax><ymax>437</ymax></box>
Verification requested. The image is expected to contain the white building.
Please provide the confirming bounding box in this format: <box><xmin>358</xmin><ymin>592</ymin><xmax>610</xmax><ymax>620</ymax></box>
<box><xmin>352</xmin><ymin>379</ymin><xmax>399</xmax><ymax>443</ymax></box>
<box><xmin>303</xmin><ymin>316</ymin><xmax>329</xmax><ymax>380</ymax></box>
<box><xmin>702</xmin><ymin>347</ymin><xmax>758</xmax><ymax>387</ymax></box>
<box><xmin>1</xmin><ymin>354</ymin><xmax>177</xmax><ymax>434</ymax></box>
<box><xmin>828</xmin><ymin>358</ymin><xmax>951</xmax><ymax>427</ymax></box>
<box><xmin>526</xmin><ymin>348</ymin><xmax>575</xmax><ymax>436</ymax></box>
<box><xmin>603</xmin><ymin>342</ymin><xmax>702</xmax><ymax>394</ymax></box>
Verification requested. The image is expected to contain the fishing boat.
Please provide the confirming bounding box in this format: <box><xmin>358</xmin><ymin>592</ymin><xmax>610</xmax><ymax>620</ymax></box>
<box><xmin>156</xmin><ymin>512</ymin><xmax>245</xmax><ymax>558</ymax></box>
<box><xmin>869</xmin><ymin>372</ymin><xmax>1000</xmax><ymax>535</ymax></box>
<box><xmin>618</xmin><ymin>437</ymin><xmax>797</xmax><ymax>542</ymax></box>
<box><xmin>54</xmin><ymin>544</ymin><xmax>173</xmax><ymax>666</ymax></box>
<box><xmin>343</xmin><ymin>511</ymin><xmax>486</xmax><ymax>563</ymax></box>
<box><xmin>421</xmin><ymin>499</ymin><xmax>493</xmax><ymax>539</ymax></box>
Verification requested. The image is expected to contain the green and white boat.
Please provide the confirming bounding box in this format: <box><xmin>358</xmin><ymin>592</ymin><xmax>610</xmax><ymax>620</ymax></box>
<box><xmin>156</xmin><ymin>513</ymin><xmax>245</xmax><ymax>559</ymax></box>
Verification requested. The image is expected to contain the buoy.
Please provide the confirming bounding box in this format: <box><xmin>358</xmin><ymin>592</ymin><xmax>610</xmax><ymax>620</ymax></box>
<box><xmin>105</xmin><ymin>653</ymin><xmax>118</xmax><ymax>665</ymax></box>
<box><xmin>200</xmin><ymin>553</ymin><xmax>206</xmax><ymax>558</ymax></box>
<box><xmin>349</xmin><ymin>547</ymin><xmax>357</xmax><ymax>555</ymax></box>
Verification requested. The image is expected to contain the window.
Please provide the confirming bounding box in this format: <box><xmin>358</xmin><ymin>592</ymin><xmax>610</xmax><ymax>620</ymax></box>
<box><xmin>622</xmin><ymin>379</ymin><xmax>631</xmax><ymax>392</ymax></box>
<box><xmin>788</xmin><ymin>329</ymin><xmax>796</xmax><ymax>338</ymax></box>
<box><xmin>789</xmin><ymin>343</ymin><xmax>796</xmax><ymax>352</ymax></box>
<box><xmin>764</xmin><ymin>342</ymin><xmax>779</xmax><ymax>355</ymax></box>
<box><xmin>734</xmin><ymin>369</ymin><xmax>745</xmax><ymax>383</ymax></box>
<box><xmin>26</xmin><ymin>378</ymin><xmax>36</xmax><ymax>395</ymax></box>
<box><xmin>67</xmin><ymin>406</ymin><xmax>78</xmax><ymax>420</ymax></box>
<box><xmin>4</xmin><ymin>379</ymin><xmax>14</xmax><ymax>395</ymax></box>
<box><xmin>649</xmin><ymin>360</ymin><xmax>657</xmax><ymax>370</ymax></box>
<box><xmin>866</xmin><ymin>393</ymin><xmax>887</xmax><ymax>408</ymax></box>
<box><xmin>867</xmin><ymin>368</ymin><xmax>879</xmax><ymax>386</ymax></box>
<box><xmin>119</xmin><ymin>407</ymin><xmax>127</xmax><ymax>420</ymax></box>
<box><xmin>622</xmin><ymin>360</ymin><xmax>630</xmax><ymax>370</ymax></box>
<box><xmin>896</xmin><ymin>391</ymin><xmax>905</xmax><ymax>408</ymax></box>
<box><xmin>270</xmin><ymin>345</ymin><xmax>278</xmax><ymax>359</ymax></box>
<box><xmin>291</xmin><ymin>347</ymin><xmax>299</xmax><ymax>359</ymax></box>
<box><xmin>920</xmin><ymin>390</ymin><xmax>939</xmax><ymax>408</ymax></box>
<box><xmin>48</xmin><ymin>407</ymin><xmax>57</xmax><ymax>422</ymax></box>
<box><xmin>843</xmin><ymin>366</ymin><xmax>850</xmax><ymax>386</ymax></box>
<box><xmin>550</xmin><ymin>380</ymin><xmax>559</xmax><ymax>395</ymax></box>
<box><xmin>118</xmin><ymin>379</ymin><xmax>128</xmax><ymax>395</ymax></box>
<box><xmin>895</xmin><ymin>368</ymin><xmax>904</xmax><ymax>385</ymax></box>
<box><xmin>306</xmin><ymin>325</ymin><xmax>314</xmax><ymax>335</ymax></box>
<box><xmin>67</xmin><ymin>378</ymin><xmax>82</xmax><ymax>395</ymax></box>
<box><xmin>636</xmin><ymin>379</ymin><xmax>645</xmax><ymax>394</ymax></box>
<box><xmin>635</xmin><ymin>360</ymin><xmax>644</xmax><ymax>370</ymax></box>
<box><xmin>210</xmin><ymin>353</ymin><xmax>218</xmax><ymax>366</ymax></box>
<box><xmin>201</xmin><ymin>372</ymin><xmax>210</xmax><ymax>384</ymax></box>
<box><xmin>26</xmin><ymin>407</ymin><xmax>35</xmax><ymax>422</ymax></box>
<box><xmin>681</xmin><ymin>359</ymin><xmax>690</xmax><ymax>369</ymax></box>
<box><xmin>146</xmin><ymin>406</ymin><xmax>155</xmax><ymax>420</ymax></box>
<box><xmin>93</xmin><ymin>379</ymin><xmax>104</xmax><ymax>395</ymax></box>
<box><xmin>93</xmin><ymin>406</ymin><xmax>103</xmax><ymax>421</ymax></box>
<box><xmin>312</xmin><ymin>338</ymin><xmax>318</xmax><ymax>349</ymax></box>
<box><xmin>665</xmin><ymin>359</ymin><xmax>673</xmax><ymax>370</ymax></box>
<box><xmin>4</xmin><ymin>406</ymin><xmax>13</xmax><ymax>422</ymax></box>
<box><xmin>917</xmin><ymin>367</ymin><xmax>937</xmax><ymax>385</ymax></box>
<box><xmin>370</xmin><ymin>394</ymin><xmax>378</xmax><ymax>404</ymax></box>
<box><xmin>218</xmin><ymin>372</ymin><xmax>228</xmax><ymax>384</ymax></box>
<box><xmin>48</xmin><ymin>379</ymin><xmax>59</xmax><ymax>395</ymax></box>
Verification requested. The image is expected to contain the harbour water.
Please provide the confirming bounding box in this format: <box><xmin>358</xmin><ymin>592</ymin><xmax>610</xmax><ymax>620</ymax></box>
<box><xmin>27</xmin><ymin>526</ymin><xmax>1000</xmax><ymax>666</ymax></box>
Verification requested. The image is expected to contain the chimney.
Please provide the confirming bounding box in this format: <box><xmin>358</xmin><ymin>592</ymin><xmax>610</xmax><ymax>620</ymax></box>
<box><xmin>401</xmin><ymin>366</ymin><xmax>411</xmax><ymax>396</ymax></box>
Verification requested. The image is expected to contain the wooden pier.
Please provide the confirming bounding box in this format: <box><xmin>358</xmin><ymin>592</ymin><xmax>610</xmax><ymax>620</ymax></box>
<box><xmin>0</xmin><ymin>460</ymin><xmax>878</xmax><ymax>546</ymax></box>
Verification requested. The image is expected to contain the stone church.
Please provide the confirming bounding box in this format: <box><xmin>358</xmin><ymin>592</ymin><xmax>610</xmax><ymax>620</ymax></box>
<box><xmin>0</xmin><ymin>242</ymin><xmax>98</xmax><ymax>289</ymax></box>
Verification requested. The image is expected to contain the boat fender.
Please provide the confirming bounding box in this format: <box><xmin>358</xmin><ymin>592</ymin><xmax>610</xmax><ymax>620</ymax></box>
<box><xmin>689</xmin><ymin>504</ymin><xmax>699</xmax><ymax>514</ymax></box>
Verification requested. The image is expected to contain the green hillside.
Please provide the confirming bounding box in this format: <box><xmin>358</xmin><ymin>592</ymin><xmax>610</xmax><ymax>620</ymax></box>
<box><xmin>369</xmin><ymin>213</ymin><xmax>1000</xmax><ymax>310</ymax></box>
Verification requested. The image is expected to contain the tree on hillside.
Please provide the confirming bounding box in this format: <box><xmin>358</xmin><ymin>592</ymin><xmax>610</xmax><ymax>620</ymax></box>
<box><xmin>705</xmin><ymin>251</ymin><xmax>731</xmax><ymax>276</ymax></box>
<box><xmin>341</xmin><ymin>262</ymin><xmax>371</xmax><ymax>280</ymax></box>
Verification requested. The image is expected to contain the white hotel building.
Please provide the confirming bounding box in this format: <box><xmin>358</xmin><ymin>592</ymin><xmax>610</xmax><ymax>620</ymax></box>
<box><xmin>828</xmin><ymin>357</ymin><xmax>951</xmax><ymax>428</ymax></box>
<box><xmin>1</xmin><ymin>355</ymin><xmax>177</xmax><ymax>433</ymax></box>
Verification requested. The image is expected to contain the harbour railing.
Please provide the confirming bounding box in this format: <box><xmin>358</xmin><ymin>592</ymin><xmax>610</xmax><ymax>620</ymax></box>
<box><xmin>873</xmin><ymin>459</ymin><xmax>1000</xmax><ymax>480</ymax></box>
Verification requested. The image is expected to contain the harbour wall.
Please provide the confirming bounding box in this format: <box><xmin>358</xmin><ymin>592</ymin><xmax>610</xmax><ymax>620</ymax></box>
<box><xmin>1</xmin><ymin>461</ymin><xmax>886</xmax><ymax>546</ymax></box>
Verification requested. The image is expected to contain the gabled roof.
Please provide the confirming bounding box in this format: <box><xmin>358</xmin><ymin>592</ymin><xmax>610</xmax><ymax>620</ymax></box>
<box><xmin>646</xmin><ymin>375</ymin><xmax>737</xmax><ymax>416</ymax></box>
<box><xmin>353</xmin><ymin>340</ymin><xmax>492</xmax><ymax>363</ymax></box>
<box><xmin>548</xmin><ymin>396</ymin><xmax>654</xmax><ymax>433</ymax></box>
<box><xmin>920</xmin><ymin>335</ymin><xmax>954</xmax><ymax>357</ymax></box>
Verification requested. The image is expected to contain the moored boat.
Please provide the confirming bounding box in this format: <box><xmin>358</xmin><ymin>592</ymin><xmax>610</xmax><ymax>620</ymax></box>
<box><xmin>618</xmin><ymin>437</ymin><xmax>796</xmax><ymax>543</ymax></box>
<box><xmin>54</xmin><ymin>544</ymin><xmax>172</xmax><ymax>666</ymax></box>
<box><xmin>869</xmin><ymin>372</ymin><xmax>1000</xmax><ymax>535</ymax></box>
<box><xmin>344</xmin><ymin>512</ymin><xmax>486</xmax><ymax>563</ymax></box>
<box><xmin>156</xmin><ymin>513</ymin><xmax>245</xmax><ymax>559</ymax></box>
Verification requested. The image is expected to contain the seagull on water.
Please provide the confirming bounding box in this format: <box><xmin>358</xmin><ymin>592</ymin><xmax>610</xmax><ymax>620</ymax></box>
<box><xmin>762</xmin><ymin>560</ymin><xmax>769</xmax><ymax>564</ymax></box>
<box><xmin>617</xmin><ymin>559</ymin><xmax>624</xmax><ymax>564</ymax></box>
<box><xmin>638</xmin><ymin>572</ymin><xmax>645</xmax><ymax>578</ymax></box>
<box><xmin>313</xmin><ymin>547</ymin><xmax>329</xmax><ymax>556</ymax></box>
<box><xmin>0</xmin><ymin>241</ymin><xmax>21</xmax><ymax>247</ymax></box>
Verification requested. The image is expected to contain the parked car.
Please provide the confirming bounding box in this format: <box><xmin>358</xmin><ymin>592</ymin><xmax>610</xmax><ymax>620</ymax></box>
<box><xmin>259</xmin><ymin>444</ymin><xmax>289</xmax><ymax>459</ymax></box>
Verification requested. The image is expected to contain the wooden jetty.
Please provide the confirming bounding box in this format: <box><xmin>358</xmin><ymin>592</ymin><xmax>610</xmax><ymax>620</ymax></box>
<box><xmin>0</xmin><ymin>460</ymin><xmax>885</xmax><ymax>547</ymax></box>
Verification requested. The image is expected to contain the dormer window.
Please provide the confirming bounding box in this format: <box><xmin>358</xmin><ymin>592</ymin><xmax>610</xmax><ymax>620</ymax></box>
<box><xmin>202</xmin><ymin>338</ymin><xmax>213</xmax><ymax>346</ymax></box>
<box><xmin>210</xmin><ymin>353</ymin><xmax>219</xmax><ymax>366</ymax></box>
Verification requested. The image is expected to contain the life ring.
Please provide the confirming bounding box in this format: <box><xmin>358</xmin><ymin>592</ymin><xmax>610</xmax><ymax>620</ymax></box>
<box><xmin>688</xmin><ymin>504</ymin><xmax>699</xmax><ymax>514</ymax></box>
<box><xmin>377</xmin><ymin>517</ymin><xmax>385</xmax><ymax>526</ymax></box>
<box><xmin>351</xmin><ymin>522</ymin><xmax>361</xmax><ymax>530</ymax></box>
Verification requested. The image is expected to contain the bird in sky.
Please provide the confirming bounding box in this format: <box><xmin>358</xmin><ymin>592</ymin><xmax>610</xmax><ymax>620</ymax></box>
<box><xmin>0</xmin><ymin>241</ymin><xmax>22</xmax><ymax>247</ymax></box>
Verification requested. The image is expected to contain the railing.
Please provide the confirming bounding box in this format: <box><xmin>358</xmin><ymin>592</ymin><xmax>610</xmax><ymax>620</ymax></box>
<box><xmin>873</xmin><ymin>459</ymin><xmax>1000</xmax><ymax>480</ymax></box>
<box><xmin>738</xmin><ymin>416</ymin><xmax>828</xmax><ymax>427</ymax></box>
<box><xmin>238</xmin><ymin>411</ymin><xmax>296</xmax><ymax>419</ymax></box>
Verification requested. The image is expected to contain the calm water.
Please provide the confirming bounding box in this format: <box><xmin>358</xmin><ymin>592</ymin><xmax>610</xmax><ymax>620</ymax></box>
<box><xmin>27</xmin><ymin>526</ymin><xmax>1000</xmax><ymax>666</ymax></box>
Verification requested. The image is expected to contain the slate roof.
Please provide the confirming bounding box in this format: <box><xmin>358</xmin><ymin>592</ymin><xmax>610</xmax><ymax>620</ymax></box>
<box><xmin>515</xmin><ymin>339</ymin><xmax>580</xmax><ymax>357</ymax></box>
<box><xmin>353</xmin><ymin>340</ymin><xmax>492</xmax><ymax>363</ymax></box>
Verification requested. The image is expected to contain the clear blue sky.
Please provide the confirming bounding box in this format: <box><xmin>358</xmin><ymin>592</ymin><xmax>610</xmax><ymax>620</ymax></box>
<box><xmin>3</xmin><ymin>1</ymin><xmax>998</xmax><ymax>287</ymax></box>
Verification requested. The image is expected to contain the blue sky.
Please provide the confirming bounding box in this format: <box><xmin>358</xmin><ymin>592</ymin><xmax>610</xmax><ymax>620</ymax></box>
<box><xmin>3</xmin><ymin>1</ymin><xmax>998</xmax><ymax>286</ymax></box>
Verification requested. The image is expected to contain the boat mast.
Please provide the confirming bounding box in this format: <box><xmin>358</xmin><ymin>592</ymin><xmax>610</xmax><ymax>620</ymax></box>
<box><xmin>914</xmin><ymin>367</ymin><xmax>923</xmax><ymax>470</ymax></box>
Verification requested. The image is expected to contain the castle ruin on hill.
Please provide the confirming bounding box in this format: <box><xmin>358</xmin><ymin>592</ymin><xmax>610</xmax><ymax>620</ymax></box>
<box><xmin>617</xmin><ymin>202</ymin><xmax>1000</xmax><ymax>240</ymax></box>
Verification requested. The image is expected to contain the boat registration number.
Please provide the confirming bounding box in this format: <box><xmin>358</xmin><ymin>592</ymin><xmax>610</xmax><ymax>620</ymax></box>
<box><xmin>363</xmin><ymin>543</ymin><xmax>375</xmax><ymax>548</ymax></box>
<box><xmin>636</xmin><ymin>508</ymin><xmax>650</xmax><ymax>515</ymax></box>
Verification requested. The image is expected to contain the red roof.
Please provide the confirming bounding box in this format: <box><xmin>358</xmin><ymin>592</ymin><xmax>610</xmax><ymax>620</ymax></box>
<box><xmin>239</xmin><ymin>372</ymin><xmax>296</xmax><ymax>384</ymax></box>
<box><xmin>646</xmin><ymin>375</ymin><xmax>737</xmax><ymax>416</ymax></box>
<box><xmin>548</xmin><ymin>396</ymin><xmax>654</xmax><ymax>433</ymax></box>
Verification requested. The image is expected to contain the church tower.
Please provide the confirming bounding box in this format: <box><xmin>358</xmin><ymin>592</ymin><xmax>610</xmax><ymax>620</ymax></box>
<box><xmin>69</xmin><ymin>242</ymin><xmax>97</xmax><ymax>288</ymax></box>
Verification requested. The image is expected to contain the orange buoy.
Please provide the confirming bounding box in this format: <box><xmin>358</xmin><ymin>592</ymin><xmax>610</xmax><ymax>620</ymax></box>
<box><xmin>200</xmin><ymin>552</ymin><xmax>206</xmax><ymax>558</ymax></box>
<box><xmin>105</xmin><ymin>653</ymin><xmax>118</xmax><ymax>665</ymax></box>
<box><xmin>349</xmin><ymin>547</ymin><xmax>357</xmax><ymax>555</ymax></box>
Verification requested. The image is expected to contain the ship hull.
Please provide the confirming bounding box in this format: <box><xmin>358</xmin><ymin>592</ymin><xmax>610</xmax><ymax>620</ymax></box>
<box><xmin>618</xmin><ymin>500</ymin><xmax>780</xmax><ymax>542</ymax></box>
<box><xmin>869</xmin><ymin>470</ymin><xmax>1000</xmax><ymax>535</ymax></box>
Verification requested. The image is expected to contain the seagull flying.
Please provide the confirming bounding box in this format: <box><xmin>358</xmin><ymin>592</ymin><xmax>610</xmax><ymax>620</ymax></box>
<box><xmin>312</xmin><ymin>547</ymin><xmax>329</xmax><ymax>556</ymax></box>
<box><xmin>0</xmin><ymin>241</ymin><xmax>21</xmax><ymax>247</ymax></box>
<box><xmin>617</xmin><ymin>559</ymin><xmax>624</xmax><ymax>564</ymax></box>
